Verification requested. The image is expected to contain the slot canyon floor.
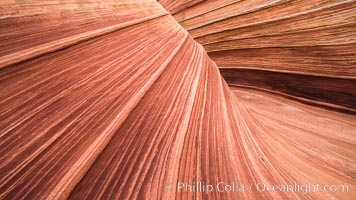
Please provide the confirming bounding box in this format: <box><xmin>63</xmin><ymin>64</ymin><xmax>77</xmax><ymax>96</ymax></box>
<box><xmin>0</xmin><ymin>0</ymin><xmax>355</xmax><ymax>199</ymax></box>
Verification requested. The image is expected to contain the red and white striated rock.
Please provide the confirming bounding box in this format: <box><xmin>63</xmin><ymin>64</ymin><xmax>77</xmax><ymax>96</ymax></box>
<box><xmin>0</xmin><ymin>0</ymin><xmax>355</xmax><ymax>199</ymax></box>
<box><xmin>161</xmin><ymin>0</ymin><xmax>356</xmax><ymax>112</ymax></box>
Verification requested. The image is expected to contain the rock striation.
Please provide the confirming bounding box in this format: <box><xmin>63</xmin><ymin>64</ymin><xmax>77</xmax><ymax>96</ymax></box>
<box><xmin>159</xmin><ymin>0</ymin><xmax>356</xmax><ymax>113</ymax></box>
<box><xmin>0</xmin><ymin>0</ymin><xmax>355</xmax><ymax>199</ymax></box>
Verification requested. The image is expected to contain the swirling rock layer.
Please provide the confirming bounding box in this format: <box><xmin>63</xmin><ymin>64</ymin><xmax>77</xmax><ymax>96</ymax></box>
<box><xmin>160</xmin><ymin>0</ymin><xmax>356</xmax><ymax>112</ymax></box>
<box><xmin>0</xmin><ymin>0</ymin><xmax>355</xmax><ymax>199</ymax></box>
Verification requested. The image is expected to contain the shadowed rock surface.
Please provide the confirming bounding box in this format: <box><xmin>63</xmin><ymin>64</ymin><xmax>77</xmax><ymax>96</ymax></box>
<box><xmin>0</xmin><ymin>0</ymin><xmax>355</xmax><ymax>199</ymax></box>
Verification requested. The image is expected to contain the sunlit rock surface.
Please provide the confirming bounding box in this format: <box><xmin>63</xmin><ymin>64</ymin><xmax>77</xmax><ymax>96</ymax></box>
<box><xmin>0</xmin><ymin>0</ymin><xmax>355</xmax><ymax>199</ymax></box>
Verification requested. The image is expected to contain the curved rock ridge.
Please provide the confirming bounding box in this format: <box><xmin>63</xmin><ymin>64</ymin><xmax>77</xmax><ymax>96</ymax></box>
<box><xmin>0</xmin><ymin>0</ymin><xmax>355</xmax><ymax>200</ymax></box>
<box><xmin>160</xmin><ymin>0</ymin><xmax>356</xmax><ymax>112</ymax></box>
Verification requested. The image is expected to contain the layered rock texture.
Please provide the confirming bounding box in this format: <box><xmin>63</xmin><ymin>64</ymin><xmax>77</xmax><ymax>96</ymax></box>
<box><xmin>0</xmin><ymin>0</ymin><xmax>355</xmax><ymax>199</ymax></box>
<box><xmin>160</xmin><ymin>0</ymin><xmax>356</xmax><ymax>113</ymax></box>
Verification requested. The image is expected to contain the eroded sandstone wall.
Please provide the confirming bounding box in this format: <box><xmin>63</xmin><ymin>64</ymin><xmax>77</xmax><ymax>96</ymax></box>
<box><xmin>0</xmin><ymin>1</ymin><xmax>355</xmax><ymax>199</ymax></box>
<box><xmin>159</xmin><ymin>0</ymin><xmax>356</xmax><ymax>113</ymax></box>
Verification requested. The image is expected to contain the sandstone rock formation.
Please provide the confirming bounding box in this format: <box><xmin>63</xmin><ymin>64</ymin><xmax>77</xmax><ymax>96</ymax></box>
<box><xmin>0</xmin><ymin>0</ymin><xmax>355</xmax><ymax>199</ymax></box>
<box><xmin>160</xmin><ymin>0</ymin><xmax>356</xmax><ymax>112</ymax></box>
